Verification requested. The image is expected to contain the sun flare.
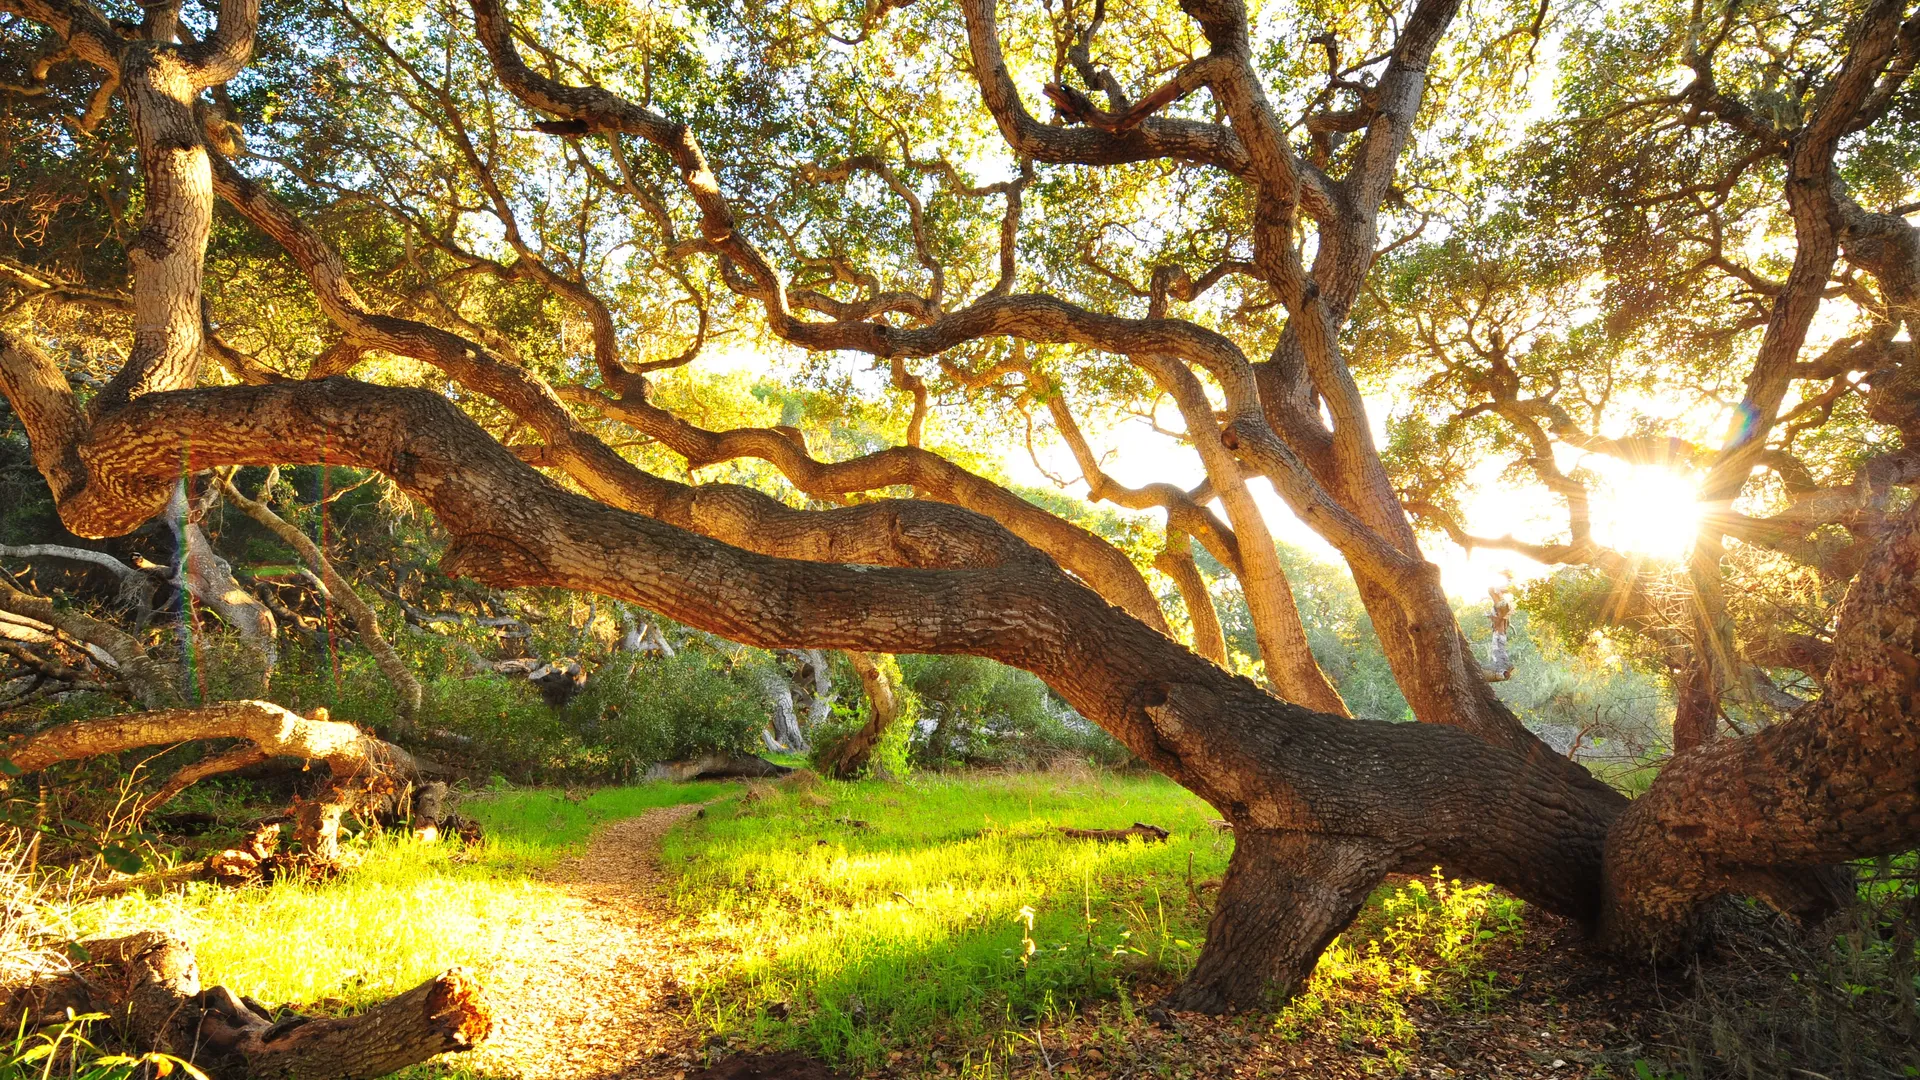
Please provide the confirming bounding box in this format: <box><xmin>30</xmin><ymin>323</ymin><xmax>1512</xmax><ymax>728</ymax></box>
<box><xmin>1589</xmin><ymin>464</ymin><xmax>1704</xmax><ymax>561</ymax></box>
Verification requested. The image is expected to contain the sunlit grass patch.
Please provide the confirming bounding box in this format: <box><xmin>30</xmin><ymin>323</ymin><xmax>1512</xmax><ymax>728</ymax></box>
<box><xmin>461</xmin><ymin>781</ymin><xmax>733</xmax><ymax>870</ymax></box>
<box><xmin>664</xmin><ymin>770</ymin><xmax>1232</xmax><ymax>1070</ymax></box>
<box><xmin>1275</xmin><ymin>871</ymin><xmax>1527</xmax><ymax>1072</ymax></box>
<box><xmin>65</xmin><ymin>782</ymin><xmax>724</xmax><ymax>1010</ymax></box>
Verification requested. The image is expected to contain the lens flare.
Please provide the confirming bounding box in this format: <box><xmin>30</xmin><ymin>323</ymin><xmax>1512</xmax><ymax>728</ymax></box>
<box><xmin>1591</xmin><ymin>464</ymin><xmax>1703</xmax><ymax>560</ymax></box>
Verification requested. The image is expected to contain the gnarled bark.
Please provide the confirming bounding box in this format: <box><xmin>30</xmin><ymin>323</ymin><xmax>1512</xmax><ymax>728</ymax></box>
<box><xmin>21</xmin><ymin>371</ymin><xmax>1626</xmax><ymax>1007</ymax></box>
<box><xmin>1</xmin><ymin>931</ymin><xmax>489</xmax><ymax>1079</ymax></box>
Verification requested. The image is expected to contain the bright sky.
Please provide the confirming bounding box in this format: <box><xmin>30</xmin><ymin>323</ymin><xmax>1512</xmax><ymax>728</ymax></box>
<box><xmin>994</xmin><ymin>392</ymin><xmax>1710</xmax><ymax>602</ymax></box>
<box><xmin>697</xmin><ymin>342</ymin><xmax>1714</xmax><ymax>602</ymax></box>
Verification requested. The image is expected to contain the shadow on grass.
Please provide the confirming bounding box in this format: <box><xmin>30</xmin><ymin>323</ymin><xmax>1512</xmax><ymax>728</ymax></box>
<box><xmin>664</xmin><ymin>771</ymin><xmax>1234</xmax><ymax>1070</ymax></box>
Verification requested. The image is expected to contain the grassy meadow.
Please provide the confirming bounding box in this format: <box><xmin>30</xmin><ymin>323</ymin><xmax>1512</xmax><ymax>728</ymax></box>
<box><xmin>665</xmin><ymin>770</ymin><xmax>1529</xmax><ymax>1075</ymax></box>
<box><xmin>23</xmin><ymin>771</ymin><xmax>1545</xmax><ymax>1078</ymax></box>
<box><xmin>60</xmin><ymin>783</ymin><xmax>728</xmax><ymax>1009</ymax></box>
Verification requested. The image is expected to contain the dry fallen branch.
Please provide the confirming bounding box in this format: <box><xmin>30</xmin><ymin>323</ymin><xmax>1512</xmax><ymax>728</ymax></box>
<box><xmin>2</xmin><ymin>700</ymin><xmax>431</xmax><ymax>860</ymax></box>
<box><xmin>1059</xmin><ymin>822</ymin><xmax>1170</xmax><ymax>843</ymax></box>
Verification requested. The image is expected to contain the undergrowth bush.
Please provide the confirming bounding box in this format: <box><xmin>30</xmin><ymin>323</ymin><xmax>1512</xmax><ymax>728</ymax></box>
<box><xmin>1663</xmin><ymin>855</ymin><xmax>1920</xmax><ymax>1079</ymax></box>
<box><xmin>900</xmin><ymin>655</ymin><xmax>1126</xmax><ymax>769</ymax></box>
<box><xmin>569</xmin><ymin>650</ymin><xmax>765</xmax><ymax>777</ymax></box>
<box><xmin>423</xmin><ymin>650</ymin><xmax>764</xmax><ymax>783</ymax></box>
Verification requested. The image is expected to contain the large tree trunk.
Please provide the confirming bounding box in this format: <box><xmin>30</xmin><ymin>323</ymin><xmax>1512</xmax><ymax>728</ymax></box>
<box><xmin>2</xmin><ymin>932</ymin><xmax>489</xmax><ymax>1079</ymax></box>
<box><xmin>1600</xmin><ymin>501</ymin><xmax>1920</xmax><ymax>955</ymax></box>
<box><xmin>8</xmin><ymin>0</ymin><xmax>1920</xmax><ymax>1024</ymax></box>
<box><xmin>816</xmin><ymin>651</ymin><xmax>901</xmax><ymax>778</ymax></box>
<box><xmin>1167</xmin><ymin>830</ymin><xmax>1389</xmax><ymax>1013</ymax></box>
<box><xmin>758</xmin><ymin>668</ymin><xmax>807</xmax><ymax>751</ymax></box>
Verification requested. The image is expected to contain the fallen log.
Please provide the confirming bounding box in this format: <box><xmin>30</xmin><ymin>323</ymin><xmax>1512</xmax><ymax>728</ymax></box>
<box><xmin>645</xmin><ymin>751</ymin><xmax>793</xmax><ymax>781</ymax></box>
<box><xmin>2</xmin><ymin>700</ymin><xmax>430</xmax><ymax>860</ymax></box>
<box><xmin>1</xmin><ymin>932</ymin><xmax>489</xmax><ymax>1079</ymax></box>
<box><xmin>1058</xmin><ymin>822</ymin><xmax>1170</xmax><ymax>843</ymax></box>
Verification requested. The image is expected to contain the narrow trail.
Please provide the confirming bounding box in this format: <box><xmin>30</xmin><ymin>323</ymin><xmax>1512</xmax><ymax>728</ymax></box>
<box><xmin>462</xmin><ymin>802</ymin><xmax>719</xmax><ymax>1080</ymax></box>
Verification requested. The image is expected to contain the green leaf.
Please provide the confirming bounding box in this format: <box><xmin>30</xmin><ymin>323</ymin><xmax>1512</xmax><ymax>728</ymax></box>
<box><xmin>0</xmin><ymin>759</ymin><xmax>21</xmax><ymax>777</ymax></box>
<box><xmin>65</xmin><ymin>941</ymin><xmax>92</xmax><ymax>964</ymax></box>
<box><xmin>99</xmin><ymin>845</ymin><xmax>144</xmax><ymax>875</ymax></box>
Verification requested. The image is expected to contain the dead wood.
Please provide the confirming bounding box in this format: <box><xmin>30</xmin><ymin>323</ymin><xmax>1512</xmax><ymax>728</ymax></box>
<box><xmin>1</xmin><ymin>932</ymin><xmax>489</xmax><ymax>1079</ymax></box>
<box><xmin>1059</xmin><ymin>822</ymin><xmax>1171</xmax><ymax>843</ymax></box>
<box><xmin>644</xmin><ymin>751</ymin><xmax>793</xmax><ymax>781</ymax></box>
<box><xmin>3</xmin><ymin>701</ymin><xmax>438</xmax><ymax>865</ymax></box>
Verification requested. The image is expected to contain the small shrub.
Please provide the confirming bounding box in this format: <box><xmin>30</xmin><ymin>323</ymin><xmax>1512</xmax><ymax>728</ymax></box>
<box><xmin>422</xmin><ymin>649</ymin><xmax>764</xmax><ymax>783</ymax></box>
<box><xmin>1662</xmin><ymin>855</ymin><xmax>1920</xmax><ymax>1079</ymax></box>
<box><xmin>899</xmin><ymin>655</ymin><xmax>1125</xmax><ymax>769</ymax></box>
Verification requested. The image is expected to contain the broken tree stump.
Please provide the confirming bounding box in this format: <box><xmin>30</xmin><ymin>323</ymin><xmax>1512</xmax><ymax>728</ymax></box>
<box><xmin>1</xmin><ymin>932</ymin><xmax>489</xmax><ymax>1079</ymax></box>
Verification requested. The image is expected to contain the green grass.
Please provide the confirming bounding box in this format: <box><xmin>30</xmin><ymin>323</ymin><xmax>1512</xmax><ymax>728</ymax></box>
<box><xmin>47</xmin><ymin>770</ymin><xmax>1536</xmax><ymax>1079</ymax></box>
<box><xmin>665</xmin><ymin>771</ymin><xmax>1535</xmax><ymax>1076</ymax></box>
<box><xmin>67</xmin><ymin>782</ymin><xmax>727</xmax><ymax>1009</ymax></box>
<box><xmin>664</xmin><ymin>770</ymin><xmax>1233</xmax><ymax>1069</ymax></box>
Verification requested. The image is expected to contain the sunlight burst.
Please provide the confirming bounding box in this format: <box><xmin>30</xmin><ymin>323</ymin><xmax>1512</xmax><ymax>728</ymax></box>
<box><xmin>1590</xmin><ymin>464</ymin><xmax>1704</xmax><ymax>560</ymax></box>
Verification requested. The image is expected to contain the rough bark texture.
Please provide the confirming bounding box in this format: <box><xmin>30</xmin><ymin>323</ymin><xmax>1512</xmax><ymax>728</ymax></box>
<box><xmin>816</xmin><ymin>651</ymin><xmax>901</xmax><ymax>778</ymax></box>
<box><xmin>1</xmin><ymin>931</ymin><xmax>489</xmax><ymax>1080</ymax></box>
<box><xmin>1601</xmin><ymin>502</ymin><xmax>1920</xmax><ymax>954</ymax></box>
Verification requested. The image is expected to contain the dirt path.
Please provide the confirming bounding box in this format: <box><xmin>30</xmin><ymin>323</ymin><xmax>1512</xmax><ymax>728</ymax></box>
<box><xmin>462</xmin><ymin>803</ymin><xmax>718</xmax><ymax>1080</ymax></box>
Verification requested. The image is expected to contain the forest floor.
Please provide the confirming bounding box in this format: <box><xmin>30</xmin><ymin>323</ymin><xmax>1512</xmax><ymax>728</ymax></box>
<box><xmin>450</xmin><ymin>773</ymin><xmax>1676</xmax><ymax>1080</ymax></box>
<box><xmin>70</xmin><ymin>773</ymin><xmax>1741</xmax><ymax>1080</ymax></box>
<box><xmin>457</xmin><ymin>802</ymin><xmax>720</xmax><ymax>1080</ymax></box>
